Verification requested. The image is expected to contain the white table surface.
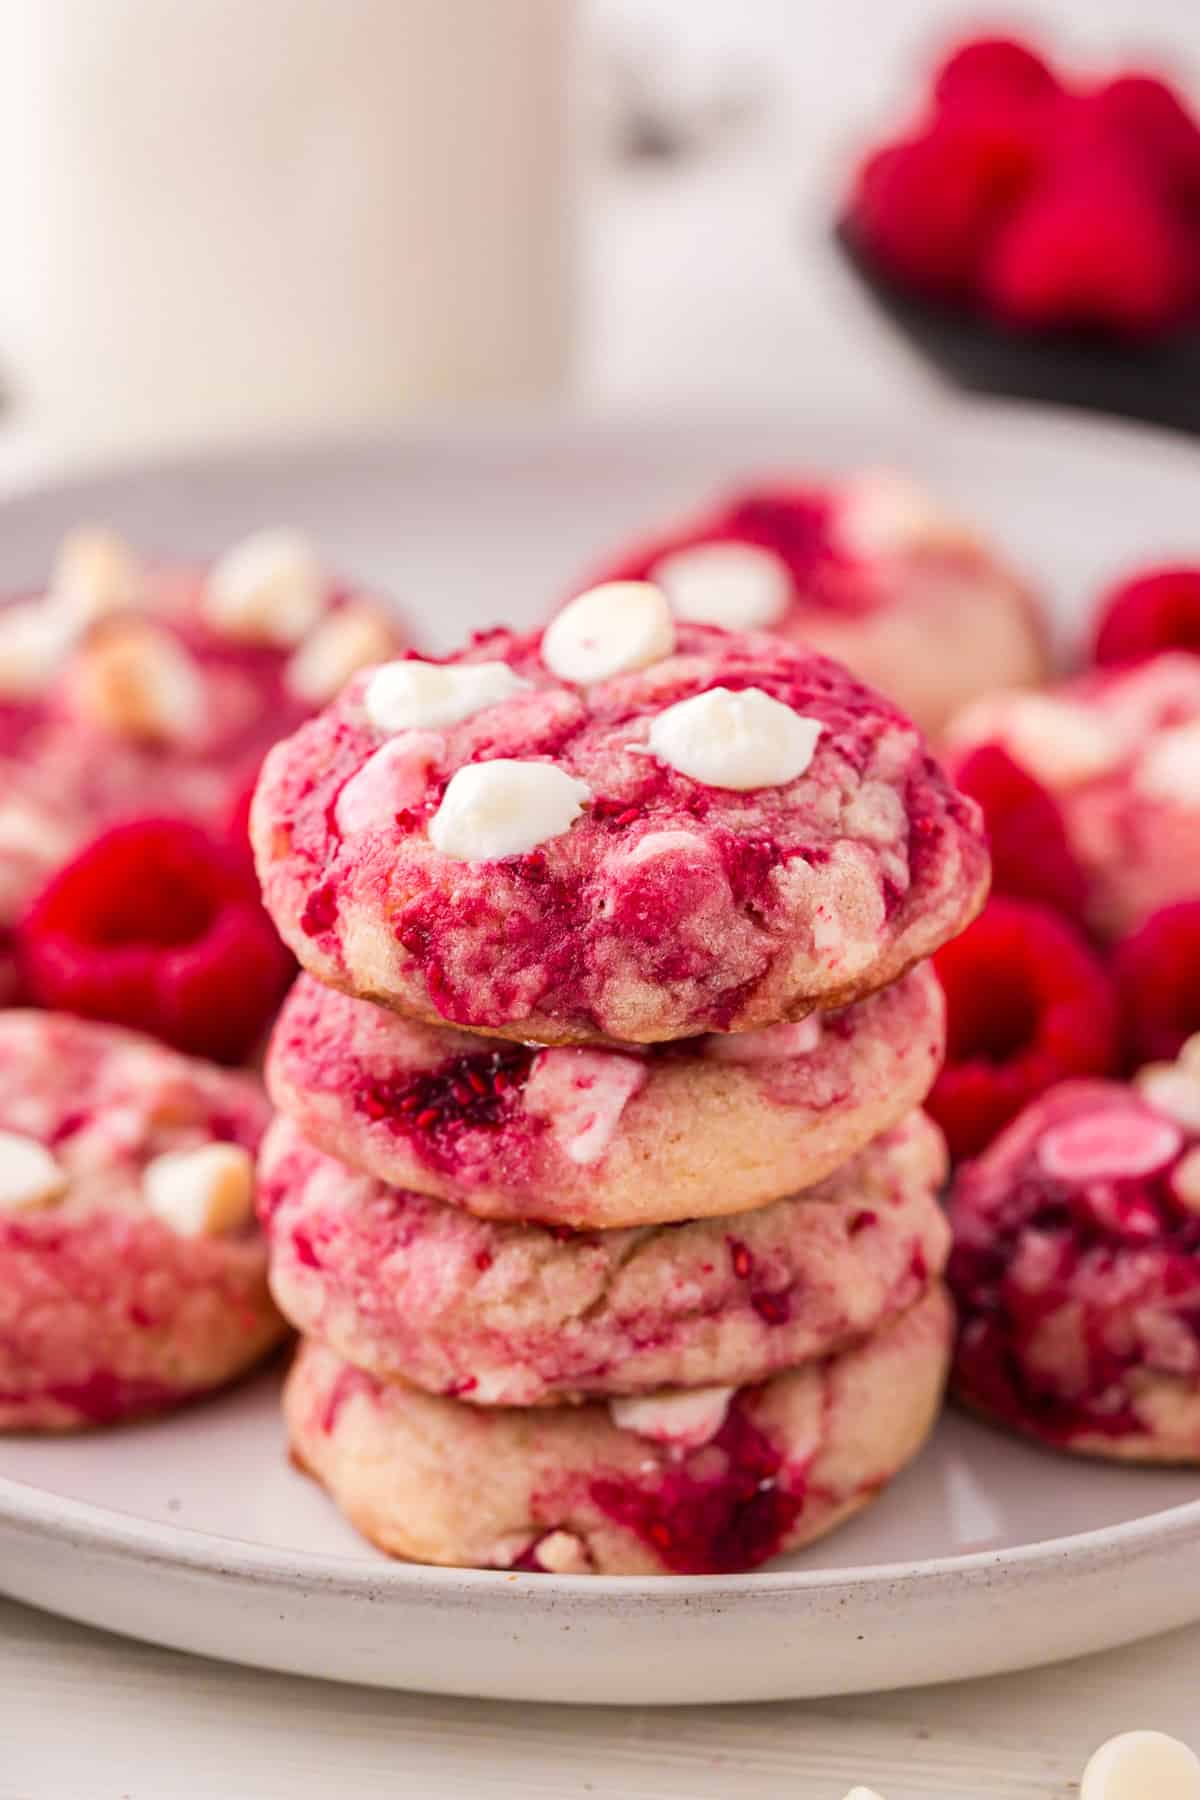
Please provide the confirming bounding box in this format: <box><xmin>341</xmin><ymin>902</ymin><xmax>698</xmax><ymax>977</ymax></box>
<box><xmin>3</xmin><ymin>6</ymin><xmax>1200</xmax><ymax>1793</ymax></box>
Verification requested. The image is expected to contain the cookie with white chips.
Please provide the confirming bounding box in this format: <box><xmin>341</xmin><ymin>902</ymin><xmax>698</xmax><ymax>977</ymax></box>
<box><xmin>0</xmin><ymin>1011</ymin><xmax>283</xmax><ymax>1429</ymax></box>
<box><xmin>252</xmin><ymin>607</ymin><xmax>987</xmax><ymax>1044</ymax></box>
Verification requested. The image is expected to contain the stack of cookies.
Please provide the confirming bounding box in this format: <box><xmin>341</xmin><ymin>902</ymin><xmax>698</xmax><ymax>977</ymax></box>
<box><xmin>251</xmin><ymin>584</ymin><xmax>989</xmax><ymax>1574</ymax></box>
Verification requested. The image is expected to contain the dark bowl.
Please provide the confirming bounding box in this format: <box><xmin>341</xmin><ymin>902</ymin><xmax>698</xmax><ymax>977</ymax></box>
<box><xmin>835</xmin><ymin>219</ymin><xmax>1200</xmax><ymax>438</ymax></box>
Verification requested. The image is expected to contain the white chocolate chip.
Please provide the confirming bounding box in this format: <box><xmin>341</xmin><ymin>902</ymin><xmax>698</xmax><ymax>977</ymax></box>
<box><xmin>1136</xmin><ymin>721</ymin><xmax>1200</xmax><ymax>808</ymax></box>
<box><xmin>51</xmin><ymin>526</ymin><xmax>143</xmax><ymax>624</ymax></box>
<box><xmin>835</xmin><ymin>471</ymin><xmax>974</xmax><ymax>560</ymax></box>
<box><xmin>701</xmin><ymin>1016</ymin><xmax>823</xmax><ymax>1063</ymax></box>
<box><xmin>143</xmin><ymin>1143</ymin><xmax>255</xmax><ymax>1237</ymax></box>
<box><xmin>1039</xmin><ymin>1109</ymin><xmax>1182</xmax><ymax>1183</ymax></box>
<box><xmin>651</xmin><ymin>542</ymin><xmax>791</xmax><ymax>631</ymax></box>
<box><xmin>285</xmin><ymin>604</ymin><xmax>397</xmax><ymax>705</ymax></box>
<box><xmin>0</xmin><ymin>1132</ymin><xmax>68</xmax><ymax>1212</ymax></box>
<box><xmin>647</xmin><ymin>686</ymin><xmax>821</xmax><ymax>790</ymax></box>
<box><xmin>610</xmin><ymin>1385</ymin><xmax>734</xmax><ymax>1450</ymax></box>
<box><xmin>204</xmin><ymin>529</ymin><xmax>325</xmax><ymax>646</ymax></box>
<box><xmin>428</xmin><ymin>760</ymin><xmax>591</xmax><ymax>861</ymax></box>
<box><xmin>335</xmin><ymin>732</ymin><xmax>442</xmax><ymax>835</ymax></box>
<box><xmin>842</xmin><ymin>1790</ymin><xmax>888</xmax><ymax>1800</ymax></box>
<box><xmin>530</xmin><ymin>1530</ymin><xmax>591</xmax><ymax>1575</ymax></box>
<box><xmin>69</xmin><ymin>618</ymin><xmax>205</xmax><ymax>743</ymax></box>
<box><xmin>0</xmin><ymin>599</ymin><xmax>79</xmax><ymax>698</ymax></box>
<box><xmin>1135</xmin><ymin>1064</ymin><xmax>1200</xmax><ymax>1133</ymax></box>
<box><xmin>523</xmin><ymin>1048</ymin><xmax>647</xmax><ymax>1165</ymax></box>
<box><xmin>364</xmin><ymin>659</ymin><xmax>529</xmax><ymax>733</ymax></box>
<box><xmin>542</xmin><ymin>581</ymin><xmax>675</xmax><ymax>684</ymax></box>
<box><xmin>1081</xmin><ymin>1731</ymin><xmax>1200</xmax><ymax>1800</ymax></box>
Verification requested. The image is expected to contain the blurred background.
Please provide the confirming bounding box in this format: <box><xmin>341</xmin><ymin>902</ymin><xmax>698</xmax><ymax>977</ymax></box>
<box><xmin>0</xmin><ymin>0</ymin><xmax>1197</xmax><ymax>476</ymax></box>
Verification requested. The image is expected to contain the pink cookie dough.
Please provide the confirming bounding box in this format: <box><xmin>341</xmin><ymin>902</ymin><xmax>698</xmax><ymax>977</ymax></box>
<box><xmin>252</xmin><ymin>621</ymin><xmax>987</xmax><ymax>1044</ymax></box>
<box><xmin>285</xmin><ymin>1283</ymin><xmax>953</xmax><ymax>1574</ymax></box>
<box><xmin>949</xmin><ymin>1056</ymin><xmax>1200</xmax><ymax>1461</ymax></box>
<box><xmin>947</xmin><ymin>651</ymin><xmax>1200</xmax><ymax>939</ymax></box>
<box><xmin>0</xmin><ymin>529</ymin><xmax>404</xmax><ymax>959</ymax></box>
<box><xmin>0</xmin><ymin>1010</ymin><xmax>284</xmax><ymax>1430</ymax></box>
<box><xmin>259</xmin><ymin>1109</ymin><xmax>949</xmax><ymax>1405</ymax></box>
<box><xmin>569</xmin><ymin>471</ymin><xmax>1047</xmax><ymax>738</ymax></box>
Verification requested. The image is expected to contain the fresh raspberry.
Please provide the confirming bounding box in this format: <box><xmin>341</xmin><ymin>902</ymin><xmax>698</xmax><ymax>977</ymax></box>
<box><xmin>933</xmin><ymin>36</ymin><xmax>1060</xmax><ymax>110</ymax></box>
<box><xmin>16</xmin><ymin>817</ymin><xmax>294</xmax><ymax>1064</ymax></box>
<box><xmin>1089</xmin><ymin>74</ymin><xmax>1200</xmax><ymax>206</ymax></box>
<box><xmin>849</xmin><ymin>107</ymin><xmax>1047</xmax><ymax>300</ymax></box>
<box><xmin>1115</xmin><ymin>900</ymin><xmax>1200</xmax><ymax>1068</ymax></box>
<box><xmin>1092</xmin><ymin>566</ymin><xmax>1200</xmax><ymax>666</ymax></box>
<box><xmin>953</xmin><ymin>745</ymin><xmax>1088</xmax><ymax>923</ymax></box>
<box><xmin>929</xmin><ymin>897</ymin><xmax>1119</xmax><ymax>1160</ymax></box>
<box><xmin>982</xmin><ymin>156</ymin><xmax>1195</xmax><ymax>337</ymax></box>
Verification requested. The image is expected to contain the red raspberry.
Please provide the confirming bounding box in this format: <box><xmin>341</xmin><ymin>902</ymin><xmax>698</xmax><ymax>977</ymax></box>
<box><xmin>929</xmin><ymin>897</ymin><xmax>1119</xmax><ymax>1160</ymax></box>
<box><xmin>849</xmin><ymin>107</ymin><xmax>1047</xmax><ymax>300</ymax></box>
<box><xmin>1092</xmin><ymin>566</ymin><xmax>1200</xmax><ymax>666</ymax></box>
<box><xmin>1114</xmin><ymin>900</ymin><xmax>1200</xmax><ymax>1069</ymax></box>
<box><xmin>953</xmin><ymin>745</ymin><xmax>1088</xmax><ymax>923</ymax></box>
<box><xmin>933</xmin><ymin>36</ymin><xmax>1060</xmax><ymax>110</ymax></box>
<box><xmin>983</xmin><ymin>156</ymin><xmax>1195</xmax><ymax>337</ymax></box>
<box><xmin>16</xmin><ymin>817</ymin><xmax>294</xmax><ymax>1064</ymax></box>
<box><xmin>1090</xmin><ymin>74</ymin><xmax>1200</xmax><ymax>206</ymax></box>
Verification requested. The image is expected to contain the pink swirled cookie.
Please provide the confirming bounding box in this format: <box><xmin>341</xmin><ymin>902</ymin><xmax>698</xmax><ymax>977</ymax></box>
<box><xmin>266</xmin><ymin>966</ymin><xmax>944</xmax><ymax>1227</ymax></box>
<box><xmin>252</xmin><ymin>607</ymin><xmax>987</xmax><ymax>1044</ymax></box>
<box><xmin>0</xmin><ymin>1010</ymin><xmax>283</xmax><ymax>1429</ymax></box>
<box><xmin>949</xmin><ymin>1053</ymin><xmax>1200</xmax><ymax>1461</ymax></box>
<box><xmin>946</xmin><ymin>651</ymin><xmax>1200</xmax><ymax>939</ymax></box>
<box><xmin>568</xmin><ymin>472</ymin><xmax>1046</xmax><ymax>738</ymax></box>
<box><xmin>259</xmin><ymin>1110</ymin><xmax>948</xmax><ymax>1406</ymax></box>
<box><xmin>285</xmin><ymin>1283</ymin><xmax>952</xmax><ymax>1574</ymax></box>
<box><xmin>0</xmin><ymin>526</ymin><xmax>403</xmax><ymax>966</ymax></box>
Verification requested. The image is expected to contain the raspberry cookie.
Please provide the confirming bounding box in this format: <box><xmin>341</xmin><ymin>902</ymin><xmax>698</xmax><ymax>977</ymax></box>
<box><xmin>266</xmin><ymin>965</ymin><xmax>944</xmax><ymax>1226</ymax></box>
<box><xmin>570</xmin><ymin>473</ymin><xmax>1046</xmax><ymax>737</ymax></box>
<box><xmin>285</xmin><ymin>1284</ymin><xmax>952</xmax><ymax>1574</ymax></box>
<box><xmin>0</xmin><ymin>1010</ymin><xmax>283</xmax><ymax>1429</ymax></box>
<box><xmin>947</xmin><ymin>652</ymin><xmax>1200</xmax><ymax>938</ymax></box>
<box><xmin>0</xmin><ymin>526</ymin><xmax>403</xmax><ymax>942</ymax></box>
<box><xmin>253</xmin><ymin>616</ymin><xmax>987</xmax><ymax>1043</ymax></box>
<box><xmin>260</xmin><ymin>1110</ymin><xmax>949</xmax><ymax>1406</ymax></box>
<box><xmin>949</xmin><ymin>1059</ymin><xmax>1200</xmax><ymax>1460</ymax></box>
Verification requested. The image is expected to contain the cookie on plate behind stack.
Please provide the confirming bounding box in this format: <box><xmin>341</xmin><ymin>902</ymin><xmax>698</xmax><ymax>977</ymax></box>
<box><xmin>252</xmin><ymin>586</ymin><xmax>989</xmax><ymax>1573</ymax></box>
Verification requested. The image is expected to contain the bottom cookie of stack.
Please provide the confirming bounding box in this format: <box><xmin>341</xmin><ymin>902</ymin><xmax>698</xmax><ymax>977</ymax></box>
<box><xmin>284</xmin><ymin>1283</ymin><xmax>952</xmax><ymax>1576</ymax></box>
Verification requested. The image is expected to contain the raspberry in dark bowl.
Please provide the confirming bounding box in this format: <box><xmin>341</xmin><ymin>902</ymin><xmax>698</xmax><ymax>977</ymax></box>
<box><xmin>949</xmin><ymin>1069</ymin><xmax>1200</xmax><ymax>1460</ymax></box>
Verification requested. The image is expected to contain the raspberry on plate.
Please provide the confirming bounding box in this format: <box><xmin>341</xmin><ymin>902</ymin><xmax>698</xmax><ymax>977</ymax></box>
<box><xmin>252</xmin><ymin>614</ymin><xmax>989</xmax><ymax>1044</ymax></box>
<box><xmin>952</xmin><ymin>743</ymin><xmax>1088</xmax><ymax>924</ymax></box>
<box><xmin>565</xmin><ymin>471</ymin><xmax>1046</xmax><ymax>739</ymax></box>
<box><xmin>16</xmin><ymin>817</ymin><xmax>294</xmax><ymax>1064</ymax></box>
<box><xmin>1116</xmin><ymin>901</ymin><xmax>1200</xmax><ymax>1069</ymax></box>
<box><xmin>946</xmin><ymin>653</ymin><xmax>1200</xmax><ymax>938</ymax></box>
<box><xmin>933</xmin><ymin>35</ymin><xmax>1061</xmax><ymax>110</ymax></box>
<box><xmin>285</xmin><ymin>1285</ymin><xmax>952</xmax><ymax>1575</ymax></box>
<box><xmin>949</xmin><ymin>1064</ymin><xmax>1200</xmax><ymax>1461</ymax></box>
<box><xmin>0</xmin><ymin>1009</ymin><xmax>283</xmax><ymax>1430</ymax></box>
<box><xmin>1093</xmin><ymin>565</ymin><xmax>1200</xmax><ymax>666</ymax></box>
<box><xmin>929</xmin><ymin>896</ymin><xmax>1119</xmax><ymax>1161</ymax></box>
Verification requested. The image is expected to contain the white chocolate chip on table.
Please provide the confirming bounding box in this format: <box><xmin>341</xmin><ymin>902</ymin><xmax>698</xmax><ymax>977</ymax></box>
<box><xmin>143</xmin><ymin>1143</ymin><xmax>256</xmax><ymax>1237</ymax></box>
<box><xmin>204</xmin><ymin>529</ymin><xmax>326</xmax><ymax>646</ymax></box>
<box><xmin>652</xmin><ymin>541</ymin><xmax>791</xmax><ymax>629</ymax></box>
<box><xmin>0</xmin><ymin>1132</ymin><xmax>68</xmax><ymax>1212</ymax></box>
<box><xmin>364</xmin><ymin>659</ymin><xmax>529</xmax><ymax>733</ymax></box>
<box><xmin>1081</xmin><ymin>1731</ymin><xmax>1200</xmax><ymax>1800</ymax></box>
<box><xmin>542</xmin><ymin>581</ymin><xmax>675</xmax><ymax>683</ymax></box>
<box><xmin>648</xmin><ymin>686</ymin><xmax>822</xmax><ymax>791</ymax></box>
<box><xmin>428</xmin><ymin>759</ymin><xmax>592</xmax><ymax>861</ymax></box>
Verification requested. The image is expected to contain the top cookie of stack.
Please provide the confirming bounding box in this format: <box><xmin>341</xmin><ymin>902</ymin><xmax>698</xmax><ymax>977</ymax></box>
<box><xmin>251</xmin><ymin>581</ymin><xmax>988</xmax><ymax>1049</ymax></box>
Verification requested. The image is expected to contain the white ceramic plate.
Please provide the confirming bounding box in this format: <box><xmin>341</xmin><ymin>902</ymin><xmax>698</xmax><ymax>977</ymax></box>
<box><xmin>2</xmin><ymin>402</ymin><xmax>1200</xmax><ymax>1704</ymax></box>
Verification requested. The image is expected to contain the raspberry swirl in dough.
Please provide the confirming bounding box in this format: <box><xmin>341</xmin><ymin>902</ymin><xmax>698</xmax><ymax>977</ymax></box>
<box><xmin>252</xmin><ymin>615</ymin><xmax>987</xmax><ymax>1043</ymax></box>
